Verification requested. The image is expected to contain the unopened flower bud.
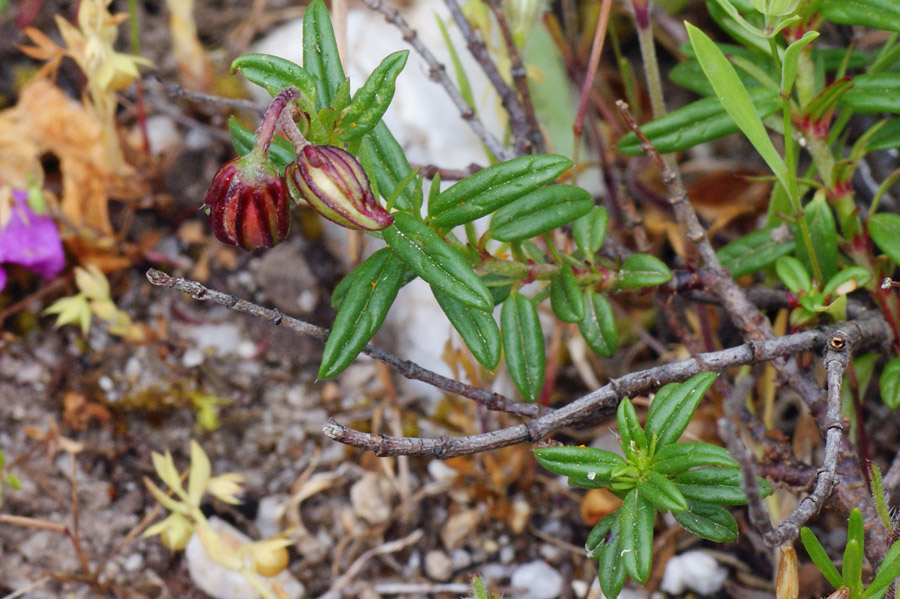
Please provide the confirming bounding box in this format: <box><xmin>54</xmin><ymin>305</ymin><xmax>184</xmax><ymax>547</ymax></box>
<box><xmin>286</xmin><ymin>145</ymin><xmax>393</xmax><ymax>231</ymax></box>
<box><xmin>203</xmin><ymin>156</ymin><xmax>291</xmax><ymax>250</ymax></box>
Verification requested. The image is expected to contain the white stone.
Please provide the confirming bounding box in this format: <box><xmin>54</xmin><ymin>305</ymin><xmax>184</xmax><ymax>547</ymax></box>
<box><xmin>124</xmin><ymin>552</ymin><xmax>143</xmax><ymax>572</ymax></box>
<box><xmin>182</xmin><ymin>348</ymin><xmax>204</xmax><ymax>368</ymax></box>
<box><xmin>424</xmin><ymin>550</ymin><xmax>454</xmax><ymax>581</ymax></box>
<box><xmin>510</xmin><ymin>560</ymin><xmax>564</xmax><ymax>599</ymax></box>
<box><xmin>660</xmin><ymin>550</ymin><xmax>728</xmax><ymax>596</ymax></box>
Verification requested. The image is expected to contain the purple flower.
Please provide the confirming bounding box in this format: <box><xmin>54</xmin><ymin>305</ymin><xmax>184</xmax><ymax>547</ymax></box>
<box><xmin>0</xmin><ymin>188</ymin><xmax>66</xmax><ymax>291</ymax></box>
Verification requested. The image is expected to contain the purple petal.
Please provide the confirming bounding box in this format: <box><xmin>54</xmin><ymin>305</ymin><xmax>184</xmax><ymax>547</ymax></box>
<box><xmin>0</xmin><ymin>189</ymin><xmax>66</xmax><ymax>283</ymax></box>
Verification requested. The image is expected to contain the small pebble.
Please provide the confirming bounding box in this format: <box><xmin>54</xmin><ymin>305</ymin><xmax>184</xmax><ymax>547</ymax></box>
<box><xmin>124</xmin><ymin>553</ymin><xmax>143</xmax><ymax>572</ymax></box>
<box><xmin>499</xmin><ymin>545</ymin><xmax>515</xmax><ymax>565</ymax></box>
<box><xmin>660</xmin><ymin>550</ymin><xmax>727</xmax><ymax>596</ymax></box>
<box><xmin>510</xmin><ymin>560</ymin><xmax>564</xmax><ymax>599</ymax></box>
<box><xmin>424</xmin><ymin>550</ymin><xmax>454</xmax><ymax>581</ymax></box>
<box><xmin>451</xmin><ymin>548</ymin><xmax>471</xmax><ymax>570</ymax></box>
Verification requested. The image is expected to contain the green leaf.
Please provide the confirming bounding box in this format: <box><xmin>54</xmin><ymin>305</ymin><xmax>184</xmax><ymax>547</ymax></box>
<box><xmin>798</xmin><ymin>193</ymin><xmax>838</xmax><ymax>283</ymax></box>
<box><xmin>638</xmin><ymin>471</ymin><xmax>689</xmax><ymax>513</ymax></box>
<box><xmin>670</xmin><ymin>59</ymin><xmax>758</xmax><ymax>97</ymax></box>
<box><xmin>841</xmin><ymin>74</ymin><xmax>900</xmax><ymax>113</ymax></box>
<box><xmin>338</xmin><ymin>50</ymin><xmax>409</xmax><ymax>140</ymax></box>
<box><xmin>433</xmin><ymin>288</ymin><xmax>501</xmax><ymax>370</ymax></box>
<box><xmin>585</xmin><ymin>511</ymin><xmax>618</xmax><ymax>557</ymax></box>
<box><xmin>620</xmin><ymin>489</ymin><xmax>655</xmax><ymax>584</ymax></box>
<box><xmin>819</xmin><ymin>0</ymin><xmax>900</xmax><ymax>33</ymax></box>
<box><xmin>488</xmin><ymin>185</ymin><xmax>593</xmax><ymax>242</ymax></box>
<box><xmin>717</xmin><ymin>225</ymin><xmax>795</xmax><ymax>278</ymax></box>
<box><xmin>360</xmin><ymin>122</ymin><xmax>415</xmax><ymax>212</ymax></box>
<box><xmin>303</xmin><ymin>0</ymin><xmax>346</xmax><ymax>110</ymax></box>
<box><xmin>775</xmin><ymin>256</ymin><xmax>812</xmax><ymax>295</ymax></box>
<box><xmin>674</xmin><ymin>467</ymin><xmax>769</xmax><ymax>505</ymax></box>
<box><xmin>801</xmin><ymin>527</ymin><xmax>844</xmax><ymax>589</ymax></box>
<box><xmin>534</xmin><ymin>446</ymin><xmax>626</xmax><ymax>480</ymax></box>
<box><xmin>672</xmin><ymin>501</ymin><xmax>739</xmax><ymax>542</ymax></box>
<box><xmin>686</xmin><ymin>23</ymin><xmax>789</xmax><ymax>192</ymax></box>
<box><xmin>864</xmin><ymin>540</ymin><xmax>900</xmax><ymax>598</ymax></box>
<box><xmin>843</xmin><ymin>538</ymin><xmax>864</xmax><ymax>595</ymax></box>
<box><xmin>319</xmin><ymin>248</ymin><xmax>405</xmax><ymax>378</ymax></box>
<box><xmin>846</xmin><ymin>508</ymin><xmax>865</xmax><ymax>562</ymax></box>
<box><xmin>550</xmin><ymin>265</ymin><xmax>585</xmax><ymax>323</ymax></box>
<box><xmin>869</xmin><ymin>213</ymin><xmax>900</xmax><ymax>265</ymax></box>
<box><xmin>429</xmin><ymin>154</ymin><xmax>573</xmax><ymax>228</ymax></box>
<box><xmin>572</xmin><ymin>206</ymin><xmax>608</xmax><ymax>260</ymax></box>
<box><xmin>578</xmin><ymin>289</ymin><xmax>618</xmax><ymax>358</ymax></box>
<box><xmin>868</xmin><ymin>119</ymin><xmax>900</xmax><ymax>152</ymax></box>
<box><xmin>617</xmin><ymin>398</ymin><xmax>648</xmax><ymax>457</ymax></box>
<box><xmin>598</xmin><ymin>513</ymin><xmax>627</xmax><ymax>599</ymax></box>
<box><xmin>228</xmin><ymin>117</ymin><xmax>296</xmax><ymax>172</ymax></box>
<box><xmin>823</xmin><ymin>267</ymin><xmax>870</xmax><ymax>298</ymax></box>
<box><xmin>645</xmin><ymin>372</ymin><xmax>717</xmax><ymax>447</ymax></box>
<box><xmin>501</xmin><ymin>292</ymin><xmax>546</xmax><ymax>401</ymax></box>
<box><xmin>782</xmin><ymin>32</ymin><xmax>819</xmax><ymax>97</ymax></box>
<box><xmin>617</xmin><ymin>87</ymin><xmax>780</xmax><ymax>156</ymax></box>
<box><xmin>231</xmin><ymin>54</ymin><xmax>318</xmax><ymax>99</ymax></box>
<box><xmin>652</xmin><ymin>442</ymin><xmax>739</xmax><ymax>475</ymax></box>
<box><xmin>616</xmin><ymin>254</ymin><xmax>672</xmax><ymax>288</ymax></box>
<box><xmin>879</xmin><ymin>357</ymin><xmax>900</xmax><ymax>409</ymax></box>
<box><xmin>384</xmin><ymin>212</ymin><xmax>493</xmax><ymax>311</ymax></box>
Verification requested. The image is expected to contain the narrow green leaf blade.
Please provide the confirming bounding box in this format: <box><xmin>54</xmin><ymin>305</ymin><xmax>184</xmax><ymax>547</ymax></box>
<box><xmin>429</xmin><ymin>154</ymin><xmax>573</xmax><ymax>228</ymax></box>
<box><xmin>338</xmin><ymin>50</ymin><xmax>409</xmax><ymax>140</ymax></box>
<box><xmin>801</xmin><ymin>527</ymin><xmax>843</xmax><ymax>589</ymax></box>
<box><xmin>231</xmin><ymin>53</ymin><xmax>318</xmax><ymax>99</ymax></box>
<box><xmin>652</xmin><ymin>442</ymin><xmax>739</xmax><ymax>475</ymax></box>
<box><xmin>433</xmin><ymin>288</ymin><xmax>501</xmax><ymax>370</ymax></box>
<box><xmin>578</xmin><ymin>290</ymin><xmax>618</xmax><ymax>358</ymax></box>
<box><xmin>686</xmin><ymin>23</ymin><xmax>788</xmax><ymax>191</ymax></box>
<box><xmin>303</xmin><ymin>0</ymin><xmax>346</xmax><ymax>110</ymax></box>
<box><xmin>638</xmin><ymin>471</ymin><xmax>689</xmax><ymax>513</ymax></box>
<box><xmin>598</xmin><ymin>513</ymin><xmax>627</xmax><ymax>599</ymax></box>
<box><xmin>864</xmin><ymin>540</ymin><xmax>900</xmax><ymax>598</ymax></box>
<box><xmin>359</xmin><ymin>122</ymin><xmax>415</xmax><ymax>211</ymax></box>
<box><xmin>672</xmin><ymin>501</ymin><xmax>739</xmax><ymax>542</ymax></box>
<box><xmin>534</xmin><ymin>446</ymin><xmax>628</xmax><ymax>481</ymax></box>
<box><xmin>617</xmin><ymin>87</ymin><xmax>780</xmax><ymax>156</ymax></box>
<box><xmin>775</xmin><ymin>256</ymin><xmax>812</xmax><ymax>295</ymax></box>
<box><xmin>717</xmin><ymin>225</ymin><xmax>795</xmax><ymax>278</ymax></box>
<box><xmin>617</xmin><ymin>398</ymin><xmax>648</xmax><ymax>456</ymax></box>
<box><xmin>879</xmin><ymin>357</ymin><xmax>900</xmax><ymax>409</ymax></box>
<box><xmin>616</xmin><ymin>254</ymin><xmax>672</xmax><ymax>288</ymax></box>
<box><xmin>489</xmin><ymin>185</ymin><xmax>593</xmax><ymax>242</ymax></box>
<box><xmin>501</xmin><ymin>292</ymin><xmax>546</xmax><ymax>401</ymax></box>
<box><xmin>319</xmin><ymin>248</ymin><xmax>405</xmax><ymax>378</ymax></box>
<box><xmin>868</xmin><ymin>213</ymin><xmax>900</xmax><ymax>265</ymax></box>
<box><xmin>674</xmin><ymin>467</ymin><xmax>770</xmax><ymax>505</ymax></box>
<box><xmin>384</xmin><ymin>212</ymin><xmax>493</xmax><ymax>311</ymax></box>
<box><xmin>645</xmin><ymin>372</ymin><xmax>717</xmax><ymax>447</ymax></box>
<box><xmin>572</xmin><ymin>205</ymin><xmax>608</xmax><ymax>259</ymax></box>
<box><xmin>550</xmin><ymin>265</ymin><xmax>585</xmax><ymax>323</ymax></box>
<box><xmin>620</xmin><ymin>489</ymin><xmax>655</xmax><ymax>584</ymax></box>
<box><xmin>819</xmin><ymin>0</ymin><xmax>900</xmax><ymax>33</ymax></box>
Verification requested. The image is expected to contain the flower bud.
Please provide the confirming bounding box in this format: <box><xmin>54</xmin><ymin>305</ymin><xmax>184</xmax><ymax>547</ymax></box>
<box><xmin>286</xmin><ymin>145</ymin><xmax>393</xmax><ymax>231</ymax></box>
<box><xmin>158</xmin><ymin>513</ymin><xmax>193</xmax><ymax>551</ymax></box>
<box><xmin>203</xmin><ymin>156</ymin><xmax>291</xmax><ymax>250</ymax></box>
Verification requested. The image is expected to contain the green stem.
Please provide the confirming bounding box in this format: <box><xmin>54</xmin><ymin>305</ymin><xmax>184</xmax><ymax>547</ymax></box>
<box><xmin>633</xmin><ymin>1</ymin><xmax>667</xmax><ymax>119</ymax></box>
<box><xmin>770</xmin><ymin>36</ymin><xmax>824</xmax><ymax>286</ymax></box>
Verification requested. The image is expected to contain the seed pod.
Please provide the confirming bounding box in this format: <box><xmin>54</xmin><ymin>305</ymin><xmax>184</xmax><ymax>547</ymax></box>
<box><xmin>286</xmin><ymin>145</ymin><xmax>393</xmax><ymax>231</ymax></box>
<box><xmin>203</xmin><ymin>156</ymin><xmax>291</xmax><ymax>250</ymax></box>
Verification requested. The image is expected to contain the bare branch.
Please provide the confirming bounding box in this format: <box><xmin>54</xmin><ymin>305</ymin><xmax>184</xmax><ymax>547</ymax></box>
<box><xmin>145</xmin><ymin>269</ymin><xmax>544</xmax><ymax>419</ymax></box>
<box><xmin>762</xmin><ymin>333</ymin><xmax>850</xmax><ymax>546</ymax></box>
<box><xmin>484</xmin><ymin>0</ymin><xmax>546</xmax><ymax>153</ymax></box>
<box><xmin>148</xmin><ymin>74</ymin><xmax>266</xmax><ymax>114</ymax></box>
<box><xmin>442</xmin><ymin>0</ymin><xmax>533</xmax><ymax>156</ymax></box>
<box><xmin>358</xmin><ymin>0</ymin><xmax>514</xmax><ymax>162</ymax></box>
<box><xmin>325</xmin><ymin>318</ymin><xmax>888</xmax><ymax>458</ymax></box>
<box><xmin>720</xmin><ymin>374</ymin><xmax>774</xmax><ymax>537</ymax></box>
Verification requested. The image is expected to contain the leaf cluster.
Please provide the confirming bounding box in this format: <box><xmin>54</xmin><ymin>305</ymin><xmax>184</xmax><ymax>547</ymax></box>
<box><xmin>534</xmin><ymin>372</ymin><xmax>770</xmax><ymax>598</ymax></box>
